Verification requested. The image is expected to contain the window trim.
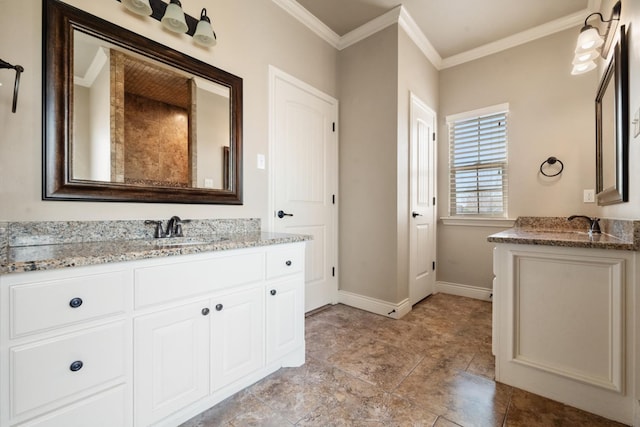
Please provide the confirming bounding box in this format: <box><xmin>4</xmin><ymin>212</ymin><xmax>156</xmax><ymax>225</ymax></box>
<box><xmin>446</xmin><ymin>103</ymin><xmax>509</xmax><ymax>218</ymax></box>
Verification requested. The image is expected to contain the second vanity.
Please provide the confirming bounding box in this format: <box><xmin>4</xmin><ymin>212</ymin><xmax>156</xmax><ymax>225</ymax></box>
<box><xmin>0</xmin><ymin>219</ymin><xmax>309</xmax><ymax>427</ymax></box>
<box><xmin>489</xmin><ymin>217</ymin><xmax>640</xmax><ymax>425</ymax></box>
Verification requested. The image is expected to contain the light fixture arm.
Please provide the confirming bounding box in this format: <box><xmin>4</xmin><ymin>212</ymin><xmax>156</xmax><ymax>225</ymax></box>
<box><xmin>582</xmin><ymin>1</ymin><xmax>621</xmax><ymax>56</ymax></box>
<box><xmin>0</xmin><ymin>58</ymin><xmax>24</xmax><ymax>113</ymax></box>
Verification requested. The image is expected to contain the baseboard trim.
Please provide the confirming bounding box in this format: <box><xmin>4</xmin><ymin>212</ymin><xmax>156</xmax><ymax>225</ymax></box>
<box><xmin>435</xmin><ymin>281</ymin><xmax>492</xmax><ymax>301</ymax></box>
<box><xmin>338</xmin><ymin>290</ymin><xmax>411</xmax><ymax>319</ymax></box>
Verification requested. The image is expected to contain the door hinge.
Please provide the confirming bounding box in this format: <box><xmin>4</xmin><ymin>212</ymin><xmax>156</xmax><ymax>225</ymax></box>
<box><xmin>432</xmin><ymin>132</ymin><xmax>436</xmax><ymax>141</ymax></box>
<box><xmin>433</xmin><ymin>197</ymin><xmax>436</xmax><ymax>206</ymax></box>
<box><xmin>332</xmin><ymin>122</ymin><xmax>336</xmax><ymax>132</ymax></box>
<box><xmin>332</xmin><ymin>267</ymin><xmax>335</xmax><ymax>277</ymax></box>
<box><xmin>332</xmin><ymin>194</ymin><xmax>336</xmax><ymax>205</ymax></box>
<box><xmin>432</xmin><ymin>261</ymin><xmax>436</xmax><ymax>271</ymax></box>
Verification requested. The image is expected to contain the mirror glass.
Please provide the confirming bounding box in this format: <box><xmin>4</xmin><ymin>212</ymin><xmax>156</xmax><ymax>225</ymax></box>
<box><xmin>596</xmin><ymin>25</ymin><xmax>628</xmax><ymax>206</ymax></box>
<box><xmin>44</xmin><ymin>0</ymin><xmax>243</xmax><ymax>204</ymax></box>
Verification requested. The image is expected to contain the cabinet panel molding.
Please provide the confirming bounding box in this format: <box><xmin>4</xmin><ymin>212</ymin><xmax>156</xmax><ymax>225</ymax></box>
<box><xmin>511</xmin><ymin>252</ymin><xmax>624</xmax><ymax>391</ymax></box>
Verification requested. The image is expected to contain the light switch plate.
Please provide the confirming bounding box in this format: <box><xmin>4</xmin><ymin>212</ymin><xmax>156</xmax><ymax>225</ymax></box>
<box><xmin>257</xmin><ymin>154</ymin><xmax>266</xmax><ymax>170</ymax></box>
<box><xmin>634</xmin><ymin>107</ymin><xmax>640</xmax><ymax>138</ymax></box>
<box><xmin>584</xmin><ymin>189</ymin><xmax>595</xmax><ymax>203</ymax></box>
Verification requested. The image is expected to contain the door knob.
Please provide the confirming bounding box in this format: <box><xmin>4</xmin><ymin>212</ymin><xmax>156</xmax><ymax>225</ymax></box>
<box><xmin>277</xmin><ymin>210</ymin><xmax>293</xmax><ymax>219</ymax></box>
<box><xmin>412</xmin><ymin>212</ymin><xmax>423</xmax><ymax>218</ymax></box>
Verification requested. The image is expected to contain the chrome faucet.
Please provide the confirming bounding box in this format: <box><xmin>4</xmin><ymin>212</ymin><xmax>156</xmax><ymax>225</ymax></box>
<box><xmin>567</xmin><ymin>215</ymin><xmax>601</xmax><ymax>234</ymax></box>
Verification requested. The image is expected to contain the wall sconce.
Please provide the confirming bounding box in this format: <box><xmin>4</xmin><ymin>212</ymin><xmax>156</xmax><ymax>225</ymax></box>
<box><xmin>117</xmin><ymin>0</ymin><xmax>217</xmax><ymax>47</ymax></box>
<box><xmin>571</xmin><ymin>0</ymin><xmax>621</xmax><ymax>75</ymax></box>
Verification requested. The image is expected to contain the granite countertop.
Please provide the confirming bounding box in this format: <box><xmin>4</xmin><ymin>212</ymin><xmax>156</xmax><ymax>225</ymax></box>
<box><xmin>1</xmin><ymin>231</ymin><xmax>310</xmax><ymax>275</ymax></box>
<box><xmin>487</xmin><ymin>217</ymin><xmax>640</xmax><ymax>251</ymax></box>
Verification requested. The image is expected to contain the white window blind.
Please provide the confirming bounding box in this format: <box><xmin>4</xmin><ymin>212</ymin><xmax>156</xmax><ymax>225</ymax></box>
<box><xmin>448</xmin><ymin>105</ymin><xmax>508</xmax><ymax>217</ymax></box>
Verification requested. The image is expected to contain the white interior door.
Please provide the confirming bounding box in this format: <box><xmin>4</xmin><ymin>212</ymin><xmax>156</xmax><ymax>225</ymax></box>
<box><xmin>269</xmin><ymin>66</ymin><xmax>338</xmax><ymax>312</ymax></box>
<box><xmin>409</xmin><ymin>93</ymin><xmax>436</xmax><ymax>305</ymax></box>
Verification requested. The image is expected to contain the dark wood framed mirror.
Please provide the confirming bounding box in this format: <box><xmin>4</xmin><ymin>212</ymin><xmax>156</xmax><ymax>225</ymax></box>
<box><xmin>595</xmin><ymin>25</ymin><xmax>628</xmax><ymax>206</ymax></box>
<box><xmin>43</xmin><ymin>0</ymin><xmax>243</xmax><ymax>204</ymax></box>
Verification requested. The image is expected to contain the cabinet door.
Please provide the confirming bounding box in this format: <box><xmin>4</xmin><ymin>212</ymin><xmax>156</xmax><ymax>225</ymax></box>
<box><xmin>266</xmin><ymin>277</ymin><xmax>304</xmax><ymax>364</ymax></box>
<box><xmin>211</xmin><ymin>286</ymin><xmax>264</xmax><ymax>391</ymax></box>
<box><xmin>134</xmin><ymin>301</ymin><xmax>210</xmax><ymax>427</ymax></box>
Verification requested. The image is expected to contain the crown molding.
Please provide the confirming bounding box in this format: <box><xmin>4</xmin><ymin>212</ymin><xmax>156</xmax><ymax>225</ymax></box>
<box><xmin>273</xmin><ymin>0</ymin><xmax>594</xmax><ymax>70</ymax></box>
<box><xmin>272</xmin><ymin>0</ymin><xmax>340</xmax><ymax>48</ymax></box>
<box><xmin>74</xmin><ymin>47</ymin><xmax>108</xmax><ymax>87</ymax></box>
<box><xmin>440</xmin><ymin>9</ymin><xmax>588</xmax><ymax>69</ymax></box>
<box><xmin>397</xmin><ymin>6</ymin><xmax>442</xmax><ymax>69</ymax></box>
<box><xmin>338</xmin><ymin>6</ymin><xmax>401</xmax><ymax>50</ymax></box>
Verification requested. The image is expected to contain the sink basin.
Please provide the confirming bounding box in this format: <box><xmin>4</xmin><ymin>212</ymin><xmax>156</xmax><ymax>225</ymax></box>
<box><xmin>147</xmin><ymin>236</ymin><xmax>229</xmax><ymax>247</ymax></box>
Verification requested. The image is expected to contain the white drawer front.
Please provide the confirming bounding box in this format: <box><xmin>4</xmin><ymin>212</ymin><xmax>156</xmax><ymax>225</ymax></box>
<box><xmin>266</xmin><ymin>244</ymin><xmax>304</xmax><ymax>280</ymax></box>
<box><xmin>16</xmin><ymin>385</ymin><xmax>128</xmax><ymax>427</ymax></box>
<box><xmin>11</xmin><ymin>322</ymin><xmax>126</xmax><ymax>418</ymax></box>
<box><xmin>134</xmin><ymin>251</ymin><xmax>264</xmax><ymax>308</ymax></box>
<box><xmin>10</xmin><ymin>271</ymin><xmax>128</xmax><ymax>338</ymax></box>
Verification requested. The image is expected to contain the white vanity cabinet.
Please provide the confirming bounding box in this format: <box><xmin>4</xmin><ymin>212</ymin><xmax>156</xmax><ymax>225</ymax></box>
<box><xmin>493</xmin><ymin>243</ymin><xmax>638</xmax><ymax>425</ymax></box>
<box><xmin>0</xmin><ymin>241</ymin><xmax>306</xmax><ymax>427</ymax></box>
<box><xmin>0</xmin><ymin>265</ymin><xmax>133</xmax><ymax>427</ymax></box>
<box><xmin>134</xmin><ymin>299</ymin><xmax>211</xmax><ymax>427</ymax></box>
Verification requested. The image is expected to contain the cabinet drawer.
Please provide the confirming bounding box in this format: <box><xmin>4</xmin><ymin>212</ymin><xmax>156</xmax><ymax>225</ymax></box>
<box><xmin>266</xmin><ymin>244</ymin><xmax>304</xmax><ymax>280</ymax></box>
<box><xmin>134</xmin><ymin>251</ymin><xmax>264</xmax><ymax>308</ymax></box>
<box><xmin>11</xmin><ymin>322</ymin><xmax>126</xmax><ymax>418</ymax></box>
<box><xmin>16</xmin><ymin>385</ymin><xmax>127</xmax><ymax>427</ymax></box>
<box><xmin>10</xmin><ymin>271</ymin><xmax>128</xmax><ymax>338</ymax></box>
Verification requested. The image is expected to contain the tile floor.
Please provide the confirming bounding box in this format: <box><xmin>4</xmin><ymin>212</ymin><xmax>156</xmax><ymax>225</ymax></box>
<box><xmin>181</xmin><ymin>293</ymin><xmax>628</xmax><ymax>427</ymax></box>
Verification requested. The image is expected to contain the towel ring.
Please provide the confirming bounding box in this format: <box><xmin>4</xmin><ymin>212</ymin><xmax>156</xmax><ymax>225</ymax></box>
<box><xmin>540</xmin><ymin>156</ymin><xmax>563</xmax><ymax>177</ymax></box>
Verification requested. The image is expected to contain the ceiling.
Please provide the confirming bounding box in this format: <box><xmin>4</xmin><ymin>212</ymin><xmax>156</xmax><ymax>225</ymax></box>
<box><xmin>292</xmin><ymin>0</ymin><xmax>596</xmax><ymax>63</ymax></box>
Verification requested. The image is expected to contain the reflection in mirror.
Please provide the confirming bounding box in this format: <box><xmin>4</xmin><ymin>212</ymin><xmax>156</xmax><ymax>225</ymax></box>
<box><xmin>43</xmin><ymin>0</ymin><xmax>242</xmax><ymax>204</ymax></box>
<box><xmin>72</xmin><ymin>31</ymin><xmax>230</xmax><ymax>190</ymax></box>
<box><xmin>595</xmin><ymin>25</ymin><xmax>628</xmax><ymax>206</ymax></box>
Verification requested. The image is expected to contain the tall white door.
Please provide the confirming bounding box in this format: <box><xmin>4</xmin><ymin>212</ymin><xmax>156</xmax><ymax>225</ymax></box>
<box><xmin>409</xmin><ymin>93</ymin><xmax>437</xmax><ymax>305</ymax></box>
<box><xmin>269</xmin><ymin>66</ymin><xmax>338</xmax><ymax>312</ymax></box>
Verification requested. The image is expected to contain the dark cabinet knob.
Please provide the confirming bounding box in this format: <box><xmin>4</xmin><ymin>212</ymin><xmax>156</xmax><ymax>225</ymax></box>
<box><xmin>270</xmin><ymin>289</ymin><xmax>277</xmax><ymax>296</ymax></box>
<box><xmin>69</xmin><ymin>297</ymin><xmax>83</xmax><ymax>308</ymax></box>
<box><xmin>69</xmin><ymin>360</ymin><xmax>83</xmax><ymax>372</ymax></box>
<box><xmin>285</xmin><ymin>260</ymin><xmax>292</xmax><ymax>266</ymax></box>
<box><xmin>215</xmin><ymin>304</ymin><xmax>223</xmax><ymax>311</ymax></box>
<box><xmin>202</xmin><ymin>308</ymin><xmax>210</xmax><ymax>316</ymax></box>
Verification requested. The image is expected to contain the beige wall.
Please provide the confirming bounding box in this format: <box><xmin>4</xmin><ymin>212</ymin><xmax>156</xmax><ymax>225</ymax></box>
<box><xmin>338</xmin><ymin>24</ymin><xmax>439</xmax><ymax>304</ymax></box>
<box><xmin>0</xmin><ymin>0</ymin><xmax>337</xmax><ymax>222</ymax></box>
<box><xmin>437</xmin><ymin>28</ymin><xmax>599</xmax><ymax>289</ymax></box>
<box><xmin>338</xmin><ymin>25</ymin><xmax>399</xmax><ymax>302</ymax></box>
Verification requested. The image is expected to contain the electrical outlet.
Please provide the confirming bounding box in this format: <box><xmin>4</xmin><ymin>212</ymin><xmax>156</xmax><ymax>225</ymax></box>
<box><xmin>584</xmin><ymin>189</ymin><xmax>595</xmax><ymax>203</ymax></box>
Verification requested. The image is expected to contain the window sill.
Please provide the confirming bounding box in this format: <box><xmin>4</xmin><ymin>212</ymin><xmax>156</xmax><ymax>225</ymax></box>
<box><xmin>440</xmin><ymin>217</ymin><xmax>516</xmax><ymax>228</ymax></box>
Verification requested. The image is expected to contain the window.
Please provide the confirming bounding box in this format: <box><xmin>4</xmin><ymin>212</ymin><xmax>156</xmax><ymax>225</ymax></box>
<box><xmin>447</xmin><ymin>104</ymin><xmax>508</xmax><ymax>217</ymax></box>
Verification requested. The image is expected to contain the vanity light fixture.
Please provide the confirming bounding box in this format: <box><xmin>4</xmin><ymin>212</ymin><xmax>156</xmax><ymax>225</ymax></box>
<box><xmin>193</xmin><ymin>8</ymin><xmax>217</xmax><ymax>47</ymax></box>
<box><xmin>161</xmin><ymin>0</ymin><xmax>188</xmax><ymax>33</ymax></box>
<box><xmin>571</xmin><ymin>0</ymin><xmax>621</xmax><ymax>75</ymax></box>
<box><xmin>121</xmin><ymin>0</ymin><xmax>152</xmax><ymax>16</ymax></box>
<box><xmin>117</xmin><ymin>0</ymin><xmax>217</xmax><ymax>47</ymax></box>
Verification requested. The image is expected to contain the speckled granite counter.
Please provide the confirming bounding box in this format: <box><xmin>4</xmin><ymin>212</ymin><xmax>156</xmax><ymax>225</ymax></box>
<box><xmin>0</xmin><ymin>219</ymin><xmax>310</xmax><ymax>274</ymax></box>
<box><xmin>487</xmin><ymin>216</ymin><xmax>640</xmax><ymax>251</ymax></box>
